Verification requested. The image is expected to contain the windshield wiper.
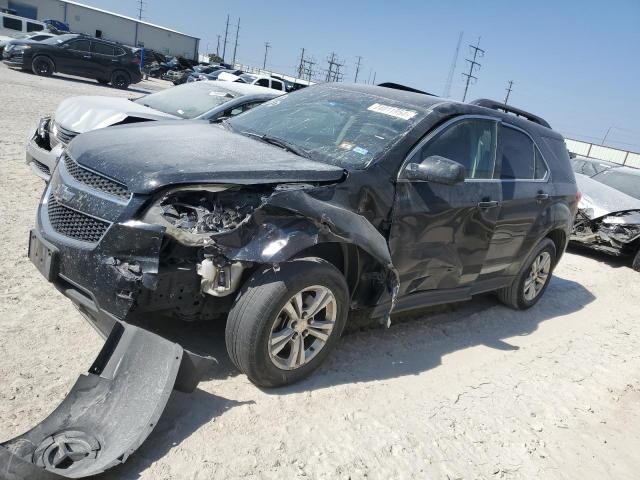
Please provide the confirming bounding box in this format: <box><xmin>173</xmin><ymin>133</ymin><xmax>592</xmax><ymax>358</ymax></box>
<box><xmin>241</xmin><ymin>131</ymin><xmax>311</xmax><ymax>159</ymax></box>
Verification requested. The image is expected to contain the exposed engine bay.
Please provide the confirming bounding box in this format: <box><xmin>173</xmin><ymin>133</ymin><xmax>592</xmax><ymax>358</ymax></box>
<box><xmin>572</xmin><ymin>209</ymin><xmax>640</xmax><ymax>256</ymax></box>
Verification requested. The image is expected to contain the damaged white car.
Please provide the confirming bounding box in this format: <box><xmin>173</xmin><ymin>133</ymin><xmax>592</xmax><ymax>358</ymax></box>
<box><xmin>26</xmin><ymin>81</ymin><xmax>284</xmax><ymax>180</ymax></box>
<box><xmin>572</xmin><ymin>172</ymin><xmax>640</xmax><ymax>271</ymax></box>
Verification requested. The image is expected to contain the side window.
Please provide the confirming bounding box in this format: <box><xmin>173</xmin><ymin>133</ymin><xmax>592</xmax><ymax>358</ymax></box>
<box><xmin>534</xmin><ymin>147</ymin><xmax>549</xmax><ymax>180</ymax></box>
<box><xmin>271</xmin><ymin>80</ymin><xmax>283</xmax><ymax>90</ymax></box>
<box><xmin>92</xmin><ymin>42</ymin><xmax>115</xmax><ymax>56</ymax></box>
<box><xmin>115</xmin><ymin>47</ymin><xmax>126</xmax><ymax>56</ymax></box>
<box><xmin>3</xmin><ymin>17</ymin><xmax>23</xmax><ymax>31</ymax></box>
<box><xmin>418</xmin><ymin>118</ymin><xmax>497</xmax><ymax>179</ymax></box>
<box><xmin>256</xmin><ymin>78</ymin><xmax>270</xmax><ymax>88</ymax></box>
<box><xmin>27</xmin><ymin>22</ymin><xmax>43</xmax><ymax>32</ymax></box>
<box><xmin>500</xmin><ymin>126</ymin><xmax>535</xmax><ymax>180</ymax></box>
<box><xmin>67</xmin><ymin>39</ymin><xmax>91</xmax><ymax>52</ymax></box>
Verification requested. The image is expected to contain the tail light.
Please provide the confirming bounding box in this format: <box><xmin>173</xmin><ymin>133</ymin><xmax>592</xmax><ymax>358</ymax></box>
<box><xmin>576</xmin><ymin>191</ymin><xmax>582</xmax><ymax>203</ymax></box>
<box><xmin>132</xmin><ymin>57</ymin><xmax>140</xmax><ymax>65</ymax></box>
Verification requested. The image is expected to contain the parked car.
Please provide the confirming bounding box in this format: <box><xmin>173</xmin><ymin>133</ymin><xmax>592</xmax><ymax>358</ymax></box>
<box><xmin>218</xmin><ymin>72</ymin><xmax>287</xmax><ymax>91</ymax></box>
<box><xmin>28</xmin><ymin>85</ymin><xmax>577</xmax><ymax>388</ymax></box>
<box><xmin>3</xmin><ymin>33</ymin><xmax>142</xmax><ymax>89</ymax></box>
<box><xmin>571</xmin><ymin>156</ymin><xmax>619</xmax><ymax>177</ymax></box>
<box><xmin>187</xmin><ymin>68</ymin><xmax>243</xmax><ymax>83</ymax></box>
<box><xmin>571</xmin><ymin>169</ymin><xmax>640</xmax><ymax>271</ymax></box>
<box><xmin>0</xmin><ymin>11</ymin><xmax>45</xmax><ymax>43</ymax></box>
<box><xmin>26</xmin><ymin>81</ymin><xmax>284</xmax><ymax>180</ymax></box>
<box><xmin>0</xmin><ymin>31</ymin><xmax>55</xmax><ymax>54</ymax></box>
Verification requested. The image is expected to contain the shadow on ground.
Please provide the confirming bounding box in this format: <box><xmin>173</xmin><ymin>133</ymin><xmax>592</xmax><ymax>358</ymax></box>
<box><xmin>92</xmin><ymin>274</ymin><xmax>593</xmax><ymax>478</ymax></box>
<box><xmin>567</xmin><ymin>243</ymin><xmax>634</xmax><ymax>270</ymax></box>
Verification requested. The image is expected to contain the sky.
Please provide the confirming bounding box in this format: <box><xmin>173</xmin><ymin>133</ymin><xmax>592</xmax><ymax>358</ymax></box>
<box><xmin>77</xmin><ymin>0</ymin><xmax>640</xmax><ymax>151</ymax></box>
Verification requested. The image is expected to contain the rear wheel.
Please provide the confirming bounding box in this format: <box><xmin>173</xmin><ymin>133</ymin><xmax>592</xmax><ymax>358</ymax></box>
<box><xmin>497</xmin><ymin>238</ymin><xmax>556</xmax><ymax>309</ymax></box>
<box><xmin>225</xmin><ymin>258</ymin><xmax>349</xmax><ymax>387</ymax></box>
<box><xmin>110</xmin><ymin>71</ymin><xmax>130</xmax><ymax>89</ymax></box>
<box><xmin>32</xmin><ymin>56</ymin><xmax>54</xmax><ymax>77</ymax></box>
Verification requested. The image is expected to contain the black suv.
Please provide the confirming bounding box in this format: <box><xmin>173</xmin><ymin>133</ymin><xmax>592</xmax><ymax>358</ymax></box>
<box><xmin>3</xmin><ymin>33</ymin><xmax>142</xmax><ymax>89</ymax></box>
<box><xmin>28</xmin><ymin>84</ymin><xmax>577</xmax><ymax>387</ymax></box>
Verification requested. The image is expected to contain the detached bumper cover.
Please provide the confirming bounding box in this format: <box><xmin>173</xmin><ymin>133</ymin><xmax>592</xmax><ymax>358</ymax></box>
<box><xmin>26</xmin><ymin>132</ymin><xmax>62</xmax><ymax>181</ymax></box>
<box><xmin>0</xmin><ymin>322</ymin><xmax>214</xmax><ymax>479</ymax></box>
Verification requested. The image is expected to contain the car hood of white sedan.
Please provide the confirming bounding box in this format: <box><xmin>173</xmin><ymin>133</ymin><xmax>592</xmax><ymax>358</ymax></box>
<box><xmin>54</xmin><ymin>95</ymin><xmax>179</xmax><ymax>134</ymax></box>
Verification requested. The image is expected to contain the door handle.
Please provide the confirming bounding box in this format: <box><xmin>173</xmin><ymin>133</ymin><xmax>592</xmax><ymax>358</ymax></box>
<box><xmin>536</xmin><ymin>193</ymin><xmax>549</xmax><ymax>202</ymax></box>
<box><xmin>477</xmin><ymin>201</ymin><xmax>499</xmax><ymax>209</ymax></box>
<box><xmin>82</xmin><ymin>55</ymin><xmax>91</xmax><ymax>59</ymax></box>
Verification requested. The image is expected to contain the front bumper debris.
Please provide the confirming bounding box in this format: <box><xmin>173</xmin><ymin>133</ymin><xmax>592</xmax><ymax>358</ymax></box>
<box><xmin>0</xmin><ymin>322</ymin><xmax>214</xmax><ymax>479</ymax></box>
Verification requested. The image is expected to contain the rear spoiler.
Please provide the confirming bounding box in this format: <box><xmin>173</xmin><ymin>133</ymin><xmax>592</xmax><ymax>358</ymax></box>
<box><xmin>470</xmin><ymin>99</ymin><xmax>551</xmax><ymax>129</ymax></box>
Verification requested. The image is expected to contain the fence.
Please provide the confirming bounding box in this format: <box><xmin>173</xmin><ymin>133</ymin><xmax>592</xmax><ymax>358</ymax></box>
<box><xmin>565</xmin><ymin>138</ymin><xmax>640</xmax><ymax>169</ymax></box>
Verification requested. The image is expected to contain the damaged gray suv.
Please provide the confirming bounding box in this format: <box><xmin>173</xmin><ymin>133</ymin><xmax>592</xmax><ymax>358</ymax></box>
<box><xmin>29</xmin><ymin>84</ymin><xmax>578</xmax><ymax>387</ymax></box>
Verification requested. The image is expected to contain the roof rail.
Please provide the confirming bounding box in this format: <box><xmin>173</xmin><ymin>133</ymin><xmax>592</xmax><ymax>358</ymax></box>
<box><xmin>378</xmin><ymin>82</ymin><xmax>436</xmax><ymax>97</ymax></box>
<box><xmin>470</xmin><ymin>99</ymin><xmax>551</xmax><ymax>129</ymax></box>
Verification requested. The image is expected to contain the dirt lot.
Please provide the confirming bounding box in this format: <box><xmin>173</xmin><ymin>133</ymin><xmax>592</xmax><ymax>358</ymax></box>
<box><xmin>1</xmin><ymin>64</ymin><xmax>639</xmax><ymax>480</ymax></box>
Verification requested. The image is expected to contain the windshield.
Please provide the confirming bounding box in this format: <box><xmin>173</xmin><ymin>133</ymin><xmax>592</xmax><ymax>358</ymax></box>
<box><xmin>227</xmin><ymin>87</ymin><xmax>428</xmax><ymax>168</ymax></box>
<box><xmin>593</xmin><ymin>169</ymin><xmax>640</xmax><ymax>200</ymax></box>
<box><xmin>238</xmin><ymin>74</ymin><xmax>258</xmax><ymax>83</ymax></box>
<box><xmin>135</xmin><ymin>82</ymin><xmax>238</xmax><ymax>119</ymax></box>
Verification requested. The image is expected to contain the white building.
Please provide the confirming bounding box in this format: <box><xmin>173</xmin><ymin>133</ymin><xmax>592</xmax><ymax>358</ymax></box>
<box><xmin>0</xmin><ymin>0</ymin><xmax>200</xmax><ymax>59</ymax></box>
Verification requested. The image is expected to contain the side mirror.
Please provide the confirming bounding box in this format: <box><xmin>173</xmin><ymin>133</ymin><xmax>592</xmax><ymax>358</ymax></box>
<box><xmin>404</xmin><ymin>155</ymin><xmax>466</xmax><ymax>185</ymax></box>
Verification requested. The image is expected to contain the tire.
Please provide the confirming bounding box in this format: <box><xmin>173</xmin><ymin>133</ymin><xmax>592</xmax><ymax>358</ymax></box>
<box><xmin>110</xmin><ymin>70</ymin><xmax>130</xmax><ymax>90</ymax></box>
<box><xmin>31</xmin><ymin>56</ymin><xmax>54</xmax><ymax>77</ymax></box>
<box><xmin>497</xmin><ymin>238</ymin><xmax>556</xmax><ymax>310</ymax></box>
<box><xmin>226</xmin><ymin>257</ymin><xmax>349</xmax><ymax>387</ymax></box>
<box><xmin>97</xmin><ymin>78</ymin><xmax>109</xmax><ymax>85</ymax></box>
<box><xmin>632</xmin><ymin>249</ymin><xmax>640</xmax><ymax>272</ymax></box>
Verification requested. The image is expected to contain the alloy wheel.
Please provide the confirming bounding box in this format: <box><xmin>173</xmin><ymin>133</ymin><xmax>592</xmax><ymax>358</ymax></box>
<box><xmin>523</xmin><ymin>251</ymin><xmax>551</xmax><ymax>301</ymax></box>
<box><xmin>268</xmin><ymin>285</ymin><xmax>337</xmax><ymax>370</ymax></box>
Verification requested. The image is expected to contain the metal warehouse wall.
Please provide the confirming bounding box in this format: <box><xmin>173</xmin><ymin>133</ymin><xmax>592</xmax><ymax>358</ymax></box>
<box><xmin>0</xmin><ymin>0</ymin><xmax>199</xmax><ymax>59</ymax></box>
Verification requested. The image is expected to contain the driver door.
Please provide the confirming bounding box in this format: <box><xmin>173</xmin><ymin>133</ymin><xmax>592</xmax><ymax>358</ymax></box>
<box><xmin>389</xmin><ymin>116</ymin><xmax>502</xmax><ymax>295</ymax></box>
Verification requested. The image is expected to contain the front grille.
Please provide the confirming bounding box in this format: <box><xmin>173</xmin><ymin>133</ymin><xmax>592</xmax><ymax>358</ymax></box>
<box><xmin>54</xmin><ymin>123</ymin><xmax>78</xmax><ymax>145</ymax></box>
<box><xmin>64</xmin><ymin>155</ymin><xmax>131</xmax><ymax>200</ymax></box>
<box><xmin>47</xmin><ymin>195</ymin><xmax>110</xmax><ymax>243</ymax></box>
<box><xmin>33</xmin><ymin>160</ymin><xmax>51</xmax><ymax>176</ymax></box>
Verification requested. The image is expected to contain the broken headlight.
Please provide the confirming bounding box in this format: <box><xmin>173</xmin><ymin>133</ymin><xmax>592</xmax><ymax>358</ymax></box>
<box><xmin>37</xmin><ymin>116</ymin><xmax>51</xmax><ymax>139</ymax></box>
<box><xmin>141</xmin><ymin>186</ymin><xmax>264</xmax><ymax>245</ymax></box>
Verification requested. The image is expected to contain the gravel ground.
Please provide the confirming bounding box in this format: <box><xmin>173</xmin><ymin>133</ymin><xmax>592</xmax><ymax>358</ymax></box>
<box><xmin>1</xmin><ymin>64</ymin><xmax>639</xmax><ymax>480</ymax></box>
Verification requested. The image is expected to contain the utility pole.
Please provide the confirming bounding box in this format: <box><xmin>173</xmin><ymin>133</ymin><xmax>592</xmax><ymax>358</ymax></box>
<box><xmin>461</xmin><ymin>36</ymin><xmax>485</xmax><ymax>102</ymax></box>
<box><xmin>443</xmin><ymin>31</ymin><xmax>463</xmax><ymax>98</ymax></box>
<box><xmin>325</xmin><ymin>52</ymin><xmax>344</xmax><ymax>82</ymax></box>
<box><xmin>232</xmin><ymin>18</ymin><xmax>240</xmax><ymax>66</ymax></box>
<box><xmin>504</xmin><ymin>80</ymin><xmax>514</xmax><ymax>105</ymax></box>
<box><xmin>372</xmin><ymin>71</ymin><xmax>377</xmax><ymax>85</ymax></box>
<box><xmin>263</xmin><ymin>42</ymin><xmax>271</xmax><ymax>70</ymax></box>
<box><xmin>354</xmin><ymin>56</ymin><xmax>363</xmax><ymax>83</ymax></box>
<box><xmin>221</xmin><ymin>14</ymin><xmax>230</xmax><ymax>63</ymax></box>
<box><xmin>216</xmin><ymin>35</ymin><xmax>221</xmax><ymax>56</ymax></box>
<box><xmin>137</xmin><ymin>0</ymin><xmax>146</xmax><ymax>20</ymax></box>
<box><xmin>297</xmin><ymin>48</ymin><xmax>306</xmax><ymax>78</ymax></box>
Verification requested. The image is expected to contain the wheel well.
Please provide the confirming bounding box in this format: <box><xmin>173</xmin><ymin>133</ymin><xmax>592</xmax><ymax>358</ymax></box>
<box><xmin>293</xmin><ymin>243</ymin><xmax>359</xmax><ymax>298</ymax></box>
<box><xmin>111</xmin><ymin>69</ymin><xmax>131</xmax><ymax>81</ymax></box>
<box><xmin>546</xmin><ymin>229</ymin><xmax>567</xmax><ymax>263</ymax></box>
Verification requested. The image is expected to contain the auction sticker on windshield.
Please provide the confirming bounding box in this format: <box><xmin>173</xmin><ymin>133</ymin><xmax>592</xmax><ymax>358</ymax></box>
<box><xmin>367</xmin><ymin>103</ymin><xmax>418</xmax><ymax>121</ymax></box>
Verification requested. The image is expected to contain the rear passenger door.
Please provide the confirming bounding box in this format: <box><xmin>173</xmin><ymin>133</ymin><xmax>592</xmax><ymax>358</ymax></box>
<box><xmin>483</xmin><ymin>124</ymin><xmax>551</xmax><ymax>275</ymax></box>
<box><xmin>59</xmin><ymin>38</ymin><xmax>92</xmax><ymax>76</ymax></box>
<box><xmin>390</xmin><ymin>116</ymin><xmax>502</xmax><ymax>294</ymax></box>
<box><xmin>90</xmin><ymin>41</ymin><xmax>116</xmax><ymax>79</ymax></box>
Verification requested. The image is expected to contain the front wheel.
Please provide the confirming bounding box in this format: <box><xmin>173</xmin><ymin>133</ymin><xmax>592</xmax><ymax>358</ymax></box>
<box><xmin>226</xmin><ymin>258</ymin><xmax>349</xmax><ymax>387</ymax></box>
<box><xmin>497</xmin><ymin>238</ymin><xmax>556</xmax><ymax>309</ymax></box>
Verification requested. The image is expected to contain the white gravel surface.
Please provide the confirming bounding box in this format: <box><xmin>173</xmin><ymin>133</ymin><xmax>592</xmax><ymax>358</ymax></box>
<box><xmin>1</xmin><ymin>64</ymin><xmax>639</xmax><ymax>480</ymax></box>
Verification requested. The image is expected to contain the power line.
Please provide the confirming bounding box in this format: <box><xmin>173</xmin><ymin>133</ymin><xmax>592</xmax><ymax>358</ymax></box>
<box><xmin>354</xmin><ymin>56</ymin><xmax>363</xmax><ymax>83</ymax></box>
<box><xmin>443</xmin><ymin>31</ymin><xmax>463</xmax><ymax>98</ymax></box>
<box><xmin>232</xmin><ymin>18</ymin><xmax>240</xmax><ymax>66</ymax></box>
<box><xmin>221</xmin><ymin>14</ymin><xmax>230</xmax><ymax>63</ymax></box>
<box><xmin>263</xmin><ymin>42</ymin><xmax>271</xmax><ymax>69</ymax></box>
<box><xmin>461</xmin><ymin>36</ymin><xmax>485</xmax><ymax>102</ymax></box>
<box><xmin>504</xmin><ymin>80</ymin><xmax>514</xmax><ymax>105</ymax></box>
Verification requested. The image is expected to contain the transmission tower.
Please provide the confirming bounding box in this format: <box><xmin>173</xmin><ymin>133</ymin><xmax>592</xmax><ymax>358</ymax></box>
<box><xmin>504</xmin><ymin>80</ymin><xmax>514</xmax><ymax>105</ymax></box>
<box><xmin>461</xmin><ymin>36</ymin><xmax>485</xmax><ymax>102</ymax></box>
<box><xmin>443</xmin><ymin>31</ymin><xmax>463</xmax><ymax>98</ymax></box>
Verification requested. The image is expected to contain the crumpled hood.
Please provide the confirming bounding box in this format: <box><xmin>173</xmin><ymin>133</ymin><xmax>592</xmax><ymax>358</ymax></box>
<box><xmin>67</xmin><ymin>121</ymin><xmax>346</xmax><ymax>193</ymax></box>
<box><xmin>576</xmin><ymin>173</ymin><xmax>640</xmax><ymax>219</ymax></box>
<box><xmin>55</xmin><ymin>95</ymin><xmax>178</xmax><ymax>133</ymax></box>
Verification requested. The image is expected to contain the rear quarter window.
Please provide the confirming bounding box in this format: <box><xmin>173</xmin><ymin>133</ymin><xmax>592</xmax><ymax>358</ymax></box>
<box><xmin>92</xmin><ymin>42</ymin><xmax>115</xmax><ymax>56</ymax></box>
<box><xmin>500</xmin><ymin>126</ymin><xmax>535</xmax><ymax>179</ymax></box>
